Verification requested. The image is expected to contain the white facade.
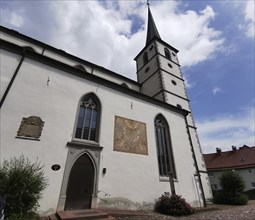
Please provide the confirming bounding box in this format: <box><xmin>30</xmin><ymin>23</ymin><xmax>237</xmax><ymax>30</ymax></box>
<box><xmin>209</xmin><ymin>168</ymin><xmax>255</xmax><ymax>191</ymax></box>
<box><xmin>0</xmin><ymin>22</ymin><xmax>211</xmax><ymax>215</ymax></box>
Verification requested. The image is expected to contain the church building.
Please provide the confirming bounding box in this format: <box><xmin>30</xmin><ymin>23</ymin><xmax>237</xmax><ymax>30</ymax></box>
<box><xmin>0</xmin><ymin>5</ymin><xmax>212</xmax><ymax>215</ymax></box>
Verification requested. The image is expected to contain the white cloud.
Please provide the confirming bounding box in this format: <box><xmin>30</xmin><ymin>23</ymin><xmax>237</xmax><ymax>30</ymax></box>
<box><xmin>153</xmin><ymin>4</ymin><xmax>224</xmax><ymax>67</ymax></box>
<box><xmin>212</xmin><ymin>87</ymin><xmax>221</xmax><ymax>95</ymax></box>
<box><xmin>197</xmin><ymin>107</ymin><xmax>255</xmax><ymax>153</ymax></box>
<box><xmin>0</xmin><ymin>1</ymin><xmax>225</xmax><ymax>80</ymax></box>
<box><xmin>238</xmin><ymin>0</ymin><xmax>255</xmax><ymax>38</ymax></box>
<box><xmin>0</xmin><ymin>7</ymin><xmax>24</xmax><ymax>28</ymax></box>
<box><xmin>10</xmin><ymin>11</ymin><xmax>24</xmax><ymax>27</ymax></box>
<box><xmin>243</xmin><ymin>0</ymin><xmax>255</xmax><ymax>38</ymax></box>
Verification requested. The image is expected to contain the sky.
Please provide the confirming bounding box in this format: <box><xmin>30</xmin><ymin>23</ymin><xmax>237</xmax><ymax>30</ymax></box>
<box><xmin>0</xmin><ymin>0</ymin><xmax>254</xmax><ymax>153</ymax></box>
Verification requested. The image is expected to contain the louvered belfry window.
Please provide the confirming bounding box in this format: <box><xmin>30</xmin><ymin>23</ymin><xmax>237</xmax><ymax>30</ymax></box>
<box><xmin>155</xmin><ymin>114</ymin><xmax>176</xmax><ymax>178</ymax></box>
<box><xmin>75</xmin><ymin>94</ymin><xmax>100</xmax><ymax>141</ymax></box>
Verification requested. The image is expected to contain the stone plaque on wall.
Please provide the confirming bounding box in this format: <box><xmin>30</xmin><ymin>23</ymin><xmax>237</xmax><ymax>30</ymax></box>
<box><xmin>114</xmin><ymin>116</ymin><xmax>148</xmax><ymax>155</ymax></box>
<box><xmin>17</xmin><ymin>116</ymin><xmax>44</xmax><ymax>140</ymax></box>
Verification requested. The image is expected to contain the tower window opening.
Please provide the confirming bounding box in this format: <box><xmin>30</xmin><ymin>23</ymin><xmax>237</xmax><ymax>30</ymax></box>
<box><xmin>171</xmin><ymin>80</ymin><xmax>177</xmax><ymax>85</ymax></box>
<box><xmin>176</xmin><ymin>104</ymin><xmax>182</xmax><ymax>109</ymax></box>
<box><xmin>145</xmin><ymin>67</ymin><xmax>150</xmax><ymax>73</ymax></box>
<box><xmin>143</xmin><ymin>52</ymin><xmax>148</xmax><ymax>65</ymax></box>
<box><xmin>164</xmin><ymin>48</ymin><xmax>171</xmax><ymax>60</ymax></box>
<box><xmin>168</xmin><ymin>63</ymin><xmax>173</xmax><ymax>68</ymax></box>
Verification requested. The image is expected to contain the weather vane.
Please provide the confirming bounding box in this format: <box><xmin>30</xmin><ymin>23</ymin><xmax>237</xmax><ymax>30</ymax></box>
<box><xmin>147</xmin><ymin>0</ymin><xmax>150</xmax><ymax>6</ymax></box>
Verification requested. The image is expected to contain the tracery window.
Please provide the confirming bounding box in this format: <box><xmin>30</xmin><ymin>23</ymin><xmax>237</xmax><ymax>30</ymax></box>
<box><xmin>155</xmin><ymin>114</ymin><xmax>176</xmax><ymax>178</ymax></box>
<box><xmin>75</xmin><ymin>94</ymin><xmax>100</xmax><ymax>141</ymax></box>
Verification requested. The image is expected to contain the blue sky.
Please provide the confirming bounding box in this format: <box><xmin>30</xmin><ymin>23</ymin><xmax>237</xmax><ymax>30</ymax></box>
<box><xmin>0</xmin><ymin>0</ymin><xmax>254</xmax><ymax>153</ymax></box>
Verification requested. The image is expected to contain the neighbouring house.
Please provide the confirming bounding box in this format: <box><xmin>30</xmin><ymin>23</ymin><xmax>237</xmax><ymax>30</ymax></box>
<box><xmin>0</xmin><ymin>5</ymin><xmax>212</xmax><ymax>215</ymax></box>
<box><xmin>204</xmin><ymin>145</ymin><xmax>255</xmax><ymax>192</ymax></box>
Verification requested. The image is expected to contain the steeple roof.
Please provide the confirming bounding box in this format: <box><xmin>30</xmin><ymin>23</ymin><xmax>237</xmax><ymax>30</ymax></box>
<box><xmin>146</xmin><ymin>6</ymin><xmax>161</xmax><ymax>45</ymax></box>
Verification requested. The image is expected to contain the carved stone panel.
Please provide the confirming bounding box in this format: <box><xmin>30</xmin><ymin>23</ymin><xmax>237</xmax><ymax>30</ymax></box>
<box><xmin>114</xmin><ymin>116</ymin><xmax>148</xmax><ymax>155</ymax></box>
<box><xmin>17</xmin><ymin>116</ymin><xmax>44</xmax><ymax>140</ymax></box>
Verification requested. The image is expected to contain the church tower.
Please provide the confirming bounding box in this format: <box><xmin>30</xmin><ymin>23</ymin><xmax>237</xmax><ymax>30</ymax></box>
<box><xmin>134</xmin><ymin>5</ymin><xmax>211</xmax><ymax>205</ymax></box>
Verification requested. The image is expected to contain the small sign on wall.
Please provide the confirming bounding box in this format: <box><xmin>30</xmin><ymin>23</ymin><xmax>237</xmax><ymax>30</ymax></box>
<box><xmin>114</xmin><ymin>116</ymin><xmax>148</xmax><ymax>155</ymax></box>
<box><xmin>16</xmin><ymin>116</ymin><xmax>44</xmax><ymax>140</ymax></box>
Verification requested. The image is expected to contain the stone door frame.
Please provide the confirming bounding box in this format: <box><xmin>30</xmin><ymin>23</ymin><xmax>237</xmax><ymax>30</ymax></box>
<box><xmin>57</xmin><ymin>141</ymin><xmax>103</xmax><ymax>211</ymax></box>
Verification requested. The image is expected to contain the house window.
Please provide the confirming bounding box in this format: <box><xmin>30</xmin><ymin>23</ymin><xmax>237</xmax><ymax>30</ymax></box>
<box><xmin>164</xmin><ymin>48</ymin><xmax>170</xmax><ymax>59</ymax></box>
<box><xmin>248</xmin><ymin>169</ymin><xmax>252</xmax><ymax>174</ymax></box>
<box><xmin>143</xmin><ymin>52</ymin><xmax>148</xmax><ymax>64</ymax></box>
<box><xmin>252</xmin><ymin>182</ymin><xmax>255</xmax><ymax>188</ymax></box>
<box><xmin>75</xmin><ymin>93</ymin><xmax>100</xmax><ymax>141</ymax></box>
<box><xmin>208</xmin><ymin>172</ymin><xmax>214</xmax><ymax>177</ymax></box>
<box><xmin>155</xmin><ymin>114</ymin><xmax>176</xmax><ymax>178</ymax></box>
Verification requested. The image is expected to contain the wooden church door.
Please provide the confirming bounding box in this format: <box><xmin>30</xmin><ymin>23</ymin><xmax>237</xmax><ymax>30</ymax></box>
<box><xmin>65</xmin><ymin>153</ymin><xmax>95</xmax><ymax>210</ymax></box>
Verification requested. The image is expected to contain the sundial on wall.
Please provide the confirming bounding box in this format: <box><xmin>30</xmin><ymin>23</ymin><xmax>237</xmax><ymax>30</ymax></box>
<box><xmin>113</xmin><ymin>116</ymin><xmax>148</xmax><ymax>155</ymax></box>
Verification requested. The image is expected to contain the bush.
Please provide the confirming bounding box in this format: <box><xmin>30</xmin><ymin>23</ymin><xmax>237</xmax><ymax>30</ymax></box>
<box><xmin>244</xmin><ymin>189</ymin><xmax>255</xmax><ymax>200</ymax></box>
<box><xmin>0</xmin><ymin>156</ymin><xmax>48</xmax><ymax>219</ymax></box>
<box><xmin>214</xmin><ymin>171</ymin><xmax>248</xmax><ymax>205</ymax></box>
<box><xmin>214</xmin><ymin>191</ymin><xmax>248</xmax><ymax>205</ymax></box>
<box><xmin>155</xmin><ymin>192</ymin><xmax>194</xmax><ymax>216</ymax></box>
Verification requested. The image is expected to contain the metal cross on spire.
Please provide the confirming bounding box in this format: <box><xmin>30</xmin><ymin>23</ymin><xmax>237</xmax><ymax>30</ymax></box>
<box><xmin>147</xmin><ymin>0</ymin><xmax>150</xmax><ymax>6</ymax></box>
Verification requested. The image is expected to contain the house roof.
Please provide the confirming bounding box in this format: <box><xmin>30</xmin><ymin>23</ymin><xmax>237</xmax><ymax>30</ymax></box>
<box><xmin>203</xmin><ymin>145</ymin><xmax>255</xmax><ymax>171</ymax></box>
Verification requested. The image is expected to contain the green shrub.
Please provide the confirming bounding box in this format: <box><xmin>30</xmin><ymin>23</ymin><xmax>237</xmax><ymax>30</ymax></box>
<box><xmin>214</xmin><ymin>170</ymin><xmax>248</xmax><ymax>205</ymax></box>
<box><xmin>155</xmin><ymin>192</ymin><xmax>194</xmax><ymax>216</ymax></box>
<box><xmin>0</xmin><ymin>156</ymin><xmax>48</xmax><ymax>219</ymax></box>
<box><xmin>220</xmin><ymin>170</ymin><xmax>245</xmax><ymax>194</ymax></box>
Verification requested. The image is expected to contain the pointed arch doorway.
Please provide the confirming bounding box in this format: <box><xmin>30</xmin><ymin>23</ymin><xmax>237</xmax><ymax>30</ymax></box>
<box><xmin>65</xmin><ymin>153</ymin><xmax>95</xmax><ymax>210</ymax></box>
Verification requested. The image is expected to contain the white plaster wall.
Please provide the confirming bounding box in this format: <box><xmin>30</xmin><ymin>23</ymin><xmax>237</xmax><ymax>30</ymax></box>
<box><xmin>137</xmin><ymin>56</ymin><xmax>158</xmax><ymax>84</ymax></box>
<box><xmin>0</xmin><ymin>49</ymin><xmax>21</xmax><ymax>100</ymax></box>
<box><xmin>140</xmin><ymin>72</ymin><xmax>162</xmax><ymax>97</ymax></box>
<box><xmin>0</xmin><ymin>57</ymin><xmax>105</xmax><ymax>214</ymax></box>
<box><xmin>96</xmin><ymin>87</ymin><xmax>200</xmax><ymax>206</ymax></box>
<box><xmin>161</xmin><ymin>72</ymin><xmax>187</xmax><ymax>98</ymax></box>
<box><xmin>1</xmin><ymin>51</ymin><xmax>205</xmax><ymax>214</ymax></box>
<box><xmin>164</xmin><ymin>92</ymin><xmax>190</xmax><ymax>110</ymax></box>
<box><xmin>158</xmin><ymin>57</ymin><xmax>182</xmax><ymax>79</ymax></box>
<box><xmin>240</xmin><ymin>167</ymin><xmax>255</xmax><ymax>190</ymax></box>
<box><xmin>1</xmin><ymin>30</ymin><xmax>139</xmax><ymax>93</ymax></box>
<box><xmin>92</xmin><ymin>69</ymin><xmax>140</xmax><ymax>92</ymax></box>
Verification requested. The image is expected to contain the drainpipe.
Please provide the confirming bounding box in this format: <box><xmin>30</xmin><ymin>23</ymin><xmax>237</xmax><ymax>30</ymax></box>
<box><xmin>184</xmin><ymin>116</ymin><xmax>206</xmax><ymax>207</ymax></box>
<box><xmin>0</xmin><ymin>48</ymin><xmax>26</xmax><ymax>109</ymax></box>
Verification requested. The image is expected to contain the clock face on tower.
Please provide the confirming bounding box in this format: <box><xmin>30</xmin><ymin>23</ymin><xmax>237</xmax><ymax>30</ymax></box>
<box><xmin>114</xmin><ymin>116</ymin><xmax>148</xmax><ymax>155</ymax></box>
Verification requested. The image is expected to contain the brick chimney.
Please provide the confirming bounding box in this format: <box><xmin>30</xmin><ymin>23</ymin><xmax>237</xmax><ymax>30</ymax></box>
<box><xmin>232</xmin><ymin>145</ymin><xmax>237</xmax><ymax>152</ymax></box>
<box><xmin>216</xmin><ymin>148</ymin><xmax>222</xmax><ymax>155</ymax></box>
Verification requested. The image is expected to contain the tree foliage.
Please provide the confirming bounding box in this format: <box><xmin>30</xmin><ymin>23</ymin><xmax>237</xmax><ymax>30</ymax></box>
<box><xmin>0</xmin><ymin>156</ymin><xmax>48</xmax><ymax>219</ymax></box>
<box><xmin>214</xmin><ymin>170</ymin><xmax>248</xmax><ymax>205</ymax></box>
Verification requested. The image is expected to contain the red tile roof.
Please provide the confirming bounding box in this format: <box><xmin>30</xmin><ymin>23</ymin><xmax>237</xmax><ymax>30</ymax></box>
<box><xmin>203</xmin><ymin>145</ymin><xmax>255</xmax><ymax>170</ymax></box>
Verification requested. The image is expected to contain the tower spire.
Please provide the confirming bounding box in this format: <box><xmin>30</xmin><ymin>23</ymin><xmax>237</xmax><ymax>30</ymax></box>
<box><xmin>146</xmin><ymin>3</ymin><xmax>161</xmax><ymax>45</ymax></box>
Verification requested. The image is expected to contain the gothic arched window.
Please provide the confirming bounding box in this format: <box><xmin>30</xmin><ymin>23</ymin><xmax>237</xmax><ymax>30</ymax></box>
<box><xmin>143</xmin><ymin>52</ymin><xmax>148</xmax><ymax>65</ymax></box>
<box><xmin>154</xmin><ymin>114</ymin><xmax>176</xmax><ymax>178</ymax></box>
<box><xmin>164</xmin><ymin>48</ymin><xmax>170</xmax><ymax>60</ymax></box>
<box><xmin>75</xmin><ymin>93</ymin><xmax>100</xmax><ymax>141</ymax></box>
